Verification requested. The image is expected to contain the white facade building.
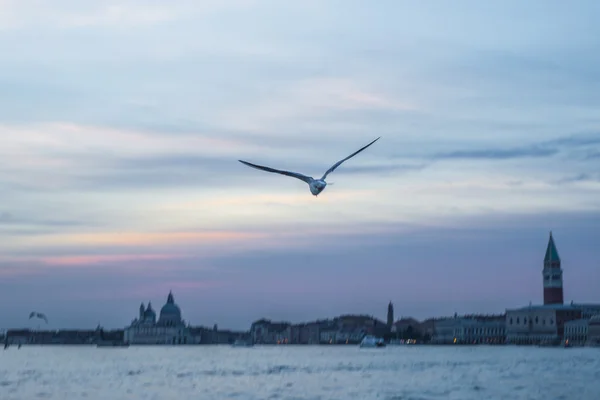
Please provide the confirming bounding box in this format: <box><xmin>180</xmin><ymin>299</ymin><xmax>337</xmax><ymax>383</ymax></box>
<box><xmin>564</xmin><ymin>319</ymin><xmax>588</xmax><ymax>345</ymax></box>
<box><xmin>431</xmin><ymin>316</ymin><xmax>505</xmax><ymax>344</ymax></box>
<box><xmin>124</xmin><ymin>292</ymin><xmax>201</xmax><ymax>345</ymax></box>
<box><xmin>505</xmin><ymin>304</ymin><xmax>582</xmax><ymax>345</ymax></box>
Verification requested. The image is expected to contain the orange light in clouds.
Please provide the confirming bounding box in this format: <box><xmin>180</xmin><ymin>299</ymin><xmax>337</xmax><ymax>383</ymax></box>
<box><xmin>40</xmin><ymin>253</ymin><xmax>183</xmax><ymax>266</ymax></box>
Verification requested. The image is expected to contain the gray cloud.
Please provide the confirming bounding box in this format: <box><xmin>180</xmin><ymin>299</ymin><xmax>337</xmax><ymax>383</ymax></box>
<box><xmin>330</xmin><ymin>163</ymin><xmax>428</xmax><ymax>175</ymax></box>
<box><xmin>0</xmin><ymin>212</ymin><xmax>98</xmax><ymax>238</ymax></box>
<box><xmin>0</xmin><ymin>212</ymin><xmax>89</xmax><ymax>227</ymax></box>
<box><xmin>546</xmin><ymin>133</ymin><xmax>600</xmax><ymax>148</ymax></box>
<box><xmin>552</xmin><ymin>173</ymin><xmax>600</xmax><ymax>185</ymax></box>
<box><xmin>427</xmin><ymin>132</ymin><xmax>600</xmax><ymax>162</ymax></box>
<box><xmin>433</xmin><ymin>146</ymin><xmax>558</xmax><ymax>160</ymax></box>
<box><xmin>3</xmin><ymin>151</ymin><xmax>422</xmax><ymax>193</ymax></box>
<box><xmin>73</xmin><ymin>155</ymin><xmax>249</xmax><ymax>191</ymax></box>
<box><xmin>0</xmin><ymin>212</ymin><xmax>13</xmax><ymax>221</ymax></box>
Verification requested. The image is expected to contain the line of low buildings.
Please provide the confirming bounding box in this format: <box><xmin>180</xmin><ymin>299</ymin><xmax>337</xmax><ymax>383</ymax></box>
<box><xmin>4</xmin><ymin>292</ymin><xmax>248</xmax><ymax>347</ymax></box>
<box><xmin>4</xmin><ymin>327</ymin><xmax>124</xmax><ymax>346</ymax></box>
<box><xmin>250</xmin><ymin>314</ymin><xmax>390</xmax><ymax>345</ymax></box>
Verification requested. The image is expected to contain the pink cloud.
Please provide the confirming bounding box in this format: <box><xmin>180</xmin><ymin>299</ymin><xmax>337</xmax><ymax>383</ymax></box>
<box><xmin>0</xmin><ymin>253</ymin><xmax>213</xmax><ymax>278</ymax></box>
<box><xmin>24</xmin><ymin>229</ymin><xmax>268</xmax><ymax>248</ymax></box>
<box><xmin>39</xmin><ymin>253</ymin><xmax>187</xmax><ymax>267</ymax></box>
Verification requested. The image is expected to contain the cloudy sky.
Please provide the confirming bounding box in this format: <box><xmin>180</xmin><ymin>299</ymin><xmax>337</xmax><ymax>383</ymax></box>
<box><xmin>1</xmin><ymin>0</ymin><xmax>599</xmax><ymax>331</ymax></box>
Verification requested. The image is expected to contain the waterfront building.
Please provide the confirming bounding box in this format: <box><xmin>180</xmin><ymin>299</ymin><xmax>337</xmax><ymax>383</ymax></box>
<box><xmin>391</xmin><ymin>318</ymin><xmax>419</xmax><ymax>334</ymax></box>
<box><xmin>123</xmin><ymin>291</ymin><xmax>201</xmax><ymax>345</ymax></box>
<box><xmin>319</xmin><ymin>328</ymin><xmax>337</xmax><ymax>344</ymax></box>
<box><xmin>587</xmin><ymin>315</ymin><xmax>600</xmax><ymax>346</ymax></box>
<box><xmin>430</xmin><ymin>318</ymin><xmax>456</xmax><ymax>344</ymax></box>
<box><xmin>431</xmin><ymin>315</ymin><xmax>505</xmax><ymax>344</ymax></box>
<box><xmin>574</xmin><ymin>304</ymin><xmax>600</xmax><ymax>319</ymax></box>
<box><xmin>304</xmin><ymin>322</ymin><xmax>321</xmax><ymax>344</ymax></box>
<box><xmin>563</xmin><ymin>308</ymin><xmax>600</xmax><ymax>346</ymax></box>
<box><xmin>250</xmin><ymin>315</ymin><xmax>387</xmax><ymax>344</ymax></box>
<box><xmin>4</xmin><ymin>328</ymin><xmax>120</xmax><ymax>345</ymax></box>
<box><xmin>318</xmin><ymin>327</ymin><xmax>364</xmax><ymax>344</ymax></box>
<box><xmin>564</xmin><ymin>318</ymin><xmax>588</xmax><ymax>346</ymax></box>
<box><xmin>336</xmin><ymin>314</ymin><xmax>387</xmax><ymax>337</ymax></box>
<box><xmin>289</xmin><ymin>323</ymin><xmax>316</xmax><ymax>344</ymax></box>
<box><xmin>506</xmin><ymin>304</ymin><xmax>582</xmax><ymax>344</ymax></box>
<box><xmin>250</xmin><ymin>319</ymin><xmax>291</xmax><ymax>344</ymax></box>
<box><xmin>288</xmin><ymin>322</ymin><xmax>321</xmax><ymax>344</ymax></box>
<box><xmin>418</xmin><ymin>319</ymin><xmax>436</xmax><ymax>338</ymax></box>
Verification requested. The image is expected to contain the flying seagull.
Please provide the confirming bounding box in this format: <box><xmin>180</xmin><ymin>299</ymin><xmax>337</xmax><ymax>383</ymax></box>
<box><xmin>239</xmin><ymin>137</ymin><xmax>381</xmax><ymax>197</ymax></box>
<box><xmin>29</xmin><ymin>312</ymin><xmax>48</xmax><ymax>324</ymax></box>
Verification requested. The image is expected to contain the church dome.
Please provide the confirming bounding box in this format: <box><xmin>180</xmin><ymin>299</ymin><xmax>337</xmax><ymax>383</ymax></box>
<box><xmin>158</xmin><ymin>291</ymin><xmax>182</xmax><ymax>326</ymax></box>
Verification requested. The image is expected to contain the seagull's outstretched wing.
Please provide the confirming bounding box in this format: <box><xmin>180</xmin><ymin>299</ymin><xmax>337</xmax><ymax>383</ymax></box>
<box><xmin>29</xmin><ymin>312</ymin><xmax>35</xmax><ymax>319</ymax></box>
<box><xmin>321</xmin><ymin>137</ymin><xmax>380</xmax><ymax>180</ymax></box>
<box><xmin>239</xmin><ymin>160</ymin><xmax>313</xmax><ymax>184</ymax></box>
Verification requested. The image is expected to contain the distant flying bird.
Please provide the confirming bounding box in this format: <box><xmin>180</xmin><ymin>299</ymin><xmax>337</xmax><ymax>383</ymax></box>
<box><xmin>29</xmin><ymin>312</ymin><xmax>48</xmax><ymax>323</ymax></box>
<box><xmin>239</xmin><ymin>137</ymin><xmax>381</xmax><ymax>197</ymax></box>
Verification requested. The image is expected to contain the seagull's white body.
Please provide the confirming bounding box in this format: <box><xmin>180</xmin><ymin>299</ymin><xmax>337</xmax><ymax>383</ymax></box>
<box><xmin>239</xmin><ymin>137</ymin><xmax>380</xmax><ymax>197</ymax></box>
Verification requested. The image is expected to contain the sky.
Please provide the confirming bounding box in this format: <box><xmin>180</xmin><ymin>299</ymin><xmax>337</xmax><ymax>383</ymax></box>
<box><xmin>1</xmin><ymin>0</ymin><xmax>599</xmax><ymax>331</ymax></box>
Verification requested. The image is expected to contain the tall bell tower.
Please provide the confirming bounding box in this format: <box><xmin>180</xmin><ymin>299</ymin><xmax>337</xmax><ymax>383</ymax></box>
<box><xmin>543</xmin><ymin>231</ymin><xmax>564</xmax><ymax>305</ymax></box>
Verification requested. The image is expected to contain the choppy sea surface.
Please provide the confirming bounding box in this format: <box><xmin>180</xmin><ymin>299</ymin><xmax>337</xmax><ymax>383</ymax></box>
<box><xmin>1</xmin><ymin>345</ymin><xmax>599</xmax><ymax>400</ymax></box>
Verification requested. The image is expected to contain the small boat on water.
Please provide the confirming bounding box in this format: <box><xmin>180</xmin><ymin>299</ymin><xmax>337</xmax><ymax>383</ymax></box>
<box><xmin>232</xmin><ymin>339</ymin><xmax>254</xmax><ymax>347</ymax></box>
<box><xmin>359</xmin><ymin>335</ymin><xmax>385</xmax><ymax>348</ymax></box>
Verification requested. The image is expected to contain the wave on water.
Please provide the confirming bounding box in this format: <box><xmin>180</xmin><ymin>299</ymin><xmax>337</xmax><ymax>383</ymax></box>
<box><xmin>0</xmin><ymin>345</ymin><xmax>599</xmax><ymax>400</ymax></box>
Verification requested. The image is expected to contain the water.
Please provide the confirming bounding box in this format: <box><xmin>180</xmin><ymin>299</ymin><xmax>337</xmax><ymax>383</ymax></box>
<box><xmin>1</xmin><ymin>345</ymin><xmax>598</xmax><ymax>400</ymax></box>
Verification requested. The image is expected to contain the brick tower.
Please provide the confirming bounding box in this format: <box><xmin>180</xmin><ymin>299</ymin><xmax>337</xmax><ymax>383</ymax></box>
<box><xmin>543</xmin><ymin>231</ymin><xmax>564</xmax><ymax>305</ymax></box>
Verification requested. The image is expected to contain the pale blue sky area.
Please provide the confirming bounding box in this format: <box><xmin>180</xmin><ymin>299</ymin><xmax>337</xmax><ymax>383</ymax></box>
<box><xmin>1</xmin><ymin>0</ymin><xmax>599</xmax><ymax>330</ymax></box>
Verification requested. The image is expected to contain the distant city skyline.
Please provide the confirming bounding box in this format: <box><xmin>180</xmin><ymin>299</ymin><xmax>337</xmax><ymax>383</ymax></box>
<box><xmin>1</xmin><ymin>1</ymin><xmax>600</xmax><ymax>330</ymax></box>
